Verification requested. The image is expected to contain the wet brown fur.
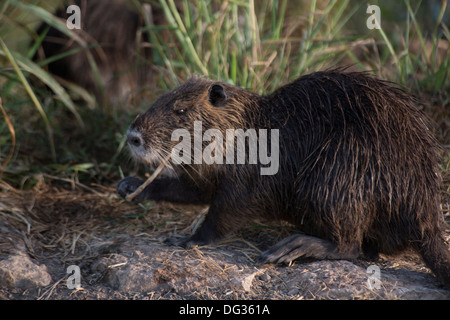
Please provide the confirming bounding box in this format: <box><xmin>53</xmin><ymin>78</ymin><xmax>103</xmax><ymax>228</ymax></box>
<box><xmin>118</xmin><ymin>70</ymin><xmax>450</xmax><ymax>289</ymax></box>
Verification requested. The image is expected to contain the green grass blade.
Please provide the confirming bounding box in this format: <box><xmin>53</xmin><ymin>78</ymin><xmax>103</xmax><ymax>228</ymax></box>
<box><xmin>9</xmin><ymin>0</ymin><xmax>83</xmax><ymax>43</ymax></box>
<box><xmin>160</xmin><ymin>0</ymin><xmax>208</xmax><ymax>75</ymax></box>
<box><xmin>8</xmin><ymin>0</ymin><xmax>103</xmax><ymax>110</ymax></box>
<box><xmin>0</xmin><ymin>49</ymin><xmax>85</xmax><ymax>128</ymax></box>
<box><xmin>0</xmin><ymin>38</ymin><xmax>56</xmax><ymax>162</ymax></box>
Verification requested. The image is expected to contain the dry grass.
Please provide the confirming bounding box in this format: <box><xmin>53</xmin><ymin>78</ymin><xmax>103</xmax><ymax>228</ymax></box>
<box><xmin>0</xmin><ymin>173</ymin><xmax>287</xmax><ymax>265</ymax></box>
<box><xmin>0</xmin><ymin>166</ymin><xmax>449</xmax><ymax>300</ymax></box>
<box><xmin>0</xmin><ymin>178</ymin><xmax>170</xmax><ymax>259</ymax></box>
<box><xmin>0</xmin><ymin>174</ymin><xmax>295</xmax><ymax>300</ymax></box>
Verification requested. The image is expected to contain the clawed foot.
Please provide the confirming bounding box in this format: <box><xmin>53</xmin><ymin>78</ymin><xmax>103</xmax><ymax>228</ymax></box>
<box><xmin>164</xmin><ymin>236</ymin><xmax>191</xmax><ymax>248</ymax></box>
<box><xmin>256</xmin><ymin>234</ymin><xmax>358</xmax><ymax>265</ymax></box>
<box><xmin>117</xmin><ymin>177</ymin><xmax>147</xmax><ymax>203</ymax></box>
<box><xmin>164</xmin><ymin>236</ymin><xmax>210</xmax><ymax>249</ymax></box>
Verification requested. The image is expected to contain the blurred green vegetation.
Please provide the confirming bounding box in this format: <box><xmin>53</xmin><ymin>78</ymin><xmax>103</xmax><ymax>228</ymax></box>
<box><xmin>0</xmin><ymin>0</ymin><xmax>448</xmax><ymax>190</ymax></box>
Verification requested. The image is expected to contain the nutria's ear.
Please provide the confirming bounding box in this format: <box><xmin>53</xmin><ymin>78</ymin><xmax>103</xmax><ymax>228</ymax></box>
<box><xmin>208</xmin><ymin>84</ymin><xmax>227</xmax><ymax>106</ymax></box>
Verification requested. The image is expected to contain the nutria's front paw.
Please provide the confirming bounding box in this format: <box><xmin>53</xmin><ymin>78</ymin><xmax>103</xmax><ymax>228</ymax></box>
<box><xmin>117</xmin><ymin>177</ymin><xmax>146</xmax><ymax>202</ymax></box>
<box><xmin>164</xmin><ymin>236</ymin><xmax>208</xmax><ymax>249</ymax></box>
<box><xmin>164</xmin><ymin>236</ymin><xmax>190</xmax><ymax>248</ymax></box>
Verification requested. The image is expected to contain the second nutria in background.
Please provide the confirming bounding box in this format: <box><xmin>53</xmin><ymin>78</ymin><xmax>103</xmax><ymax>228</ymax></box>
<box><xmin>33</xmin><ymin>0</ymin><xmax>155</xmax><ymax>107</ymax></box>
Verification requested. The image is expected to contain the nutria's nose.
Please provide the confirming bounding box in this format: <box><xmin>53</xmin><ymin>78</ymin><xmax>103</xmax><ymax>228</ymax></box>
<box><xmin>127</xmin><ymin>130</ymin><xmax>143</xmax><ymax>148</ymax></box>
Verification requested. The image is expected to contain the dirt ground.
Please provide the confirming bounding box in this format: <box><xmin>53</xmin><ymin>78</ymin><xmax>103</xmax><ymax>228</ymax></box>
<box><xmin>0</xmin><ymin>176</ymin><xmax>449</xmax><ymax>301</ymax></box>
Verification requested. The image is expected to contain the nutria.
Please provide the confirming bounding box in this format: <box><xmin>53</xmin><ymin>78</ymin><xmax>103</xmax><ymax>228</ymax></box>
<box><xmin>33</xmin><ymin>0</ymin><xmax>153</xmax><ymax>107</ymax></box>
<box><xmin>117</xmin><ymin>70</ymin><xmax>450</xmax><ymax>289</ymax></box>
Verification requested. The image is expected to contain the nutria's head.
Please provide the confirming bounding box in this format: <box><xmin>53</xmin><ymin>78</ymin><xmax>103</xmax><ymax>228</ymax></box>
<box><xmin>127</xmin><ymin>77</ymin><xmax>257</xmax><ymax>170</ymax></box>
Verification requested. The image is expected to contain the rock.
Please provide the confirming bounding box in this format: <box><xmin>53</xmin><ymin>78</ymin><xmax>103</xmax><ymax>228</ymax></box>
<box><xmin>259</xmin><ymin>273</ymin><xmax>271</xmax><ymax>281</ymax></box>
<box><xmin>231</xmin><ymin>270</ymin><xmax>261</xmax><ymax>292</ymax></box>
<box><xmin>92</xmin><ymin>252</ymin><xmax>159</xmax><ymax>292</ymax></box>
<box><xmin>0</xmin><ymin>254</ymin><xmax>52</xmax><ymax>289</ymax></box>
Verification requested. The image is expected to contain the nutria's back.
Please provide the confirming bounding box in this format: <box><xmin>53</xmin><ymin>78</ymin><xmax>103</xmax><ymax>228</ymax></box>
<box><xmin>118</xmin><ymin>70</ymin><xmax>450</xmax><ymax>289</ymax></box>
<box><xmin>265</xmin><ymin>71</ymin><xmax>441</xmax><ymax>247</ymax></box>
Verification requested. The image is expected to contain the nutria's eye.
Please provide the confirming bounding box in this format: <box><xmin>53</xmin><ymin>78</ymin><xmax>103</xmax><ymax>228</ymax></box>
<box><xmin>173</xmin><ymin>103</ymin><xmax>186</xmax><ymax>115</ymax></box>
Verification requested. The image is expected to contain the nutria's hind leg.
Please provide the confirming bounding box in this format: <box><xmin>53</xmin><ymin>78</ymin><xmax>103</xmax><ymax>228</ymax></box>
<box><xmin>256</xmin><ymin>234</ymin><xmax>360</xmax><ymax>264</ymax></box>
